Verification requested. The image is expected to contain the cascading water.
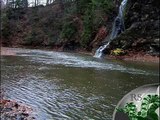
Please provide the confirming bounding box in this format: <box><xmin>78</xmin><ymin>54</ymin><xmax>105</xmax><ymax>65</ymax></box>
<box><xmin>94</xmin><ymin>0</ymin><xmax>128</xmax><ymax>58</ymax></box>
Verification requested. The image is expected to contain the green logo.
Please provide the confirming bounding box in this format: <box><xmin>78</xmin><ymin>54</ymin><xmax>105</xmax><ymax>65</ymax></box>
<box><xmin>117</xmin><ymin>94</ymin><xmax>160</xmax><ymax>120</ymax></box>
<box><xmin>113</xmin><ymin>84</ymin><xmax>160</xmax><ymax>120</ymax></box>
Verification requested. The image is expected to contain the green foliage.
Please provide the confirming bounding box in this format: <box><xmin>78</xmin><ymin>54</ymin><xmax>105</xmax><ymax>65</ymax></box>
<box><xmin>6</xmin><ymin>0</ymin><xmax>28</xmax><ymax>8</ymax></box>
<box><xmin>24</xmin><ymin>29</ymin><xmax>37</xmax><ymax>45</ymax></box>
<box><xmin>61</xmin><ymin>21</ymin><xmax>77</xmax><ymax>40</ymax></box>
<box><xmin>81</xmin><ymin>3</ymin><xmax>93</xmax><ymax>48</ymax></box>
<box><xmin>24</xmin><ymin>29</ymin><xmax>44</xmax><ymax>46</ymax></box>
<box><xmin>92</xmin><ymin>0</ymin><xmax>114</xmax><ymax>13</ymax></box>
<box><xmin>76</xmin><ymin>0</ymin><xmax>114</xmax><ymax>14</ymax></box>
<box><xmin>76</xmin><ymin>0</ymin><xmax>92</xmax><ymax>14</ymax></box>
<box><xmin>64</xmin><ymin>2</ymin><xmax>77</xmax><ymax>15</ymax></box>
<box><xmin>1</xmin><ymin>15</ymin><xmax>10</xmax><ymax>39</ymax></box>
<box><xmin>117</xmin><ymin>94</ymin><xmax>160</xmax><ymax>120</ymax></box>
<box><xmin>1</xmin><ymin>0</ymin><xmax>115</xmax><ymax>49</ymax></box>
<box><xmin>1</xmin><ymin>8</ymin><xmax>13</xmax><ymax>39</ymax></box>
<box><xmin>78</xmin><ymin>0</ymin><xmax>114</xmax><ymax>48</ymax></box>
<box><xmin>56</xmin><ymin>0</ymin><xmax>115</xmax><ymax>48</ymax></box>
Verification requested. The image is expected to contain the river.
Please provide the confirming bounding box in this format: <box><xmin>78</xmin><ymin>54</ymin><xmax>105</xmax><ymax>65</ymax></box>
<box><xmin>1</xmin><ymin>48</ymin><xmax>159</xmax><ymax>120</ymax></box>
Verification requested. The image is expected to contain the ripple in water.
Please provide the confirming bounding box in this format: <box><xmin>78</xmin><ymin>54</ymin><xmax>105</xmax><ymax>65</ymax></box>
<box><xmin>15</xmin><ymin>49</ymin><xmax>158</xmax><ymax>76</ymax></box>
<box><xmin>1</xmin><ymin>48</ymin><xmax>159</xmax><ymax>120</ymax></box>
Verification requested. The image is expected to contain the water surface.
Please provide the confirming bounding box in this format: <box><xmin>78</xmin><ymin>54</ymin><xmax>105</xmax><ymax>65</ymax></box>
<box><xmin>1</xmin><ymin>48</ymin><xmax>159</xmax><ymax>120</ymax></box>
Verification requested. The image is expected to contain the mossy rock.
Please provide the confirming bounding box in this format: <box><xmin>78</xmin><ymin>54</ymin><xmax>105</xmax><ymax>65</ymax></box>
<box><xmin>111</xmin><ymin>48</ymin><xmax>126</xmax><ymax>56</ymax></box>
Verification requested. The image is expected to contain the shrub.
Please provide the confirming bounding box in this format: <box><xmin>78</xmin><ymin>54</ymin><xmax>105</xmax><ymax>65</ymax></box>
<box><xmin>1</xmin><ymin>9</ymin><xmax>12</xmax><ymax>39</ymax></box>
<box><xmin>81</xmin><ymin>3</ymin><xmax>93</xmax><ymax>48</ymax></box>
<box><xmin>24</xmin><ymin>29</ymin><xmax>44</xmax><ymax>46</ymax></box>
<box><xmin>111</xmin><ymin>48</ymin><xmax>125</xmax><ymax>56</ymax></box>
<box><xmin>61</xmin><ymin>21</ymin><xmax>77</xmax><ymax>41</ymax></box>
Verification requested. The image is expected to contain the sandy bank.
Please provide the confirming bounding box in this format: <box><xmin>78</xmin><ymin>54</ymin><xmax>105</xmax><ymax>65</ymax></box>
<box><xmin>1</xmin><ymin>47</ymin><xmax>17</xmax><ymax>56</ymax></box>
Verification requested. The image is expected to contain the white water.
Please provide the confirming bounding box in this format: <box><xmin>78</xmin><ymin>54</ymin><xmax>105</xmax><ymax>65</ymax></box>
<box><xmin>94</xmin><ymin>0</ymin><xmax>128</xmax><ymax>58</ymax></box>
<box><xmin>1</xmin><ymin>48</ymin><xmax>159</xmax><ymax>120</ymax></box>
<box><xmin>94</xmin><ymin>42</ymin><xmax>110</xmax><ymax>58</ymax></box>
<box><xmin>11</xmin><ymin>48</ymin><xmax>158</xmax><ymax>76</ymax></box>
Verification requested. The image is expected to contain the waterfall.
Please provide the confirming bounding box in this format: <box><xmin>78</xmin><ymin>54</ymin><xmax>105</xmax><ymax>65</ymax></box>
<box><xmin>94</xmin><ymin>0</ymin><xmax>128</xmax><ymax>58</ymax></box>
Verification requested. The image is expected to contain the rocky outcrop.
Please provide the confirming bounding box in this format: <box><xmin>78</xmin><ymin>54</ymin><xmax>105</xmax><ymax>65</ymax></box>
<box><xmin>110</xmin><ymin>0</ymin><xmax>160</xmax><ymax>56</ymax></box>
<box><xmin>89</xmin><ymin>26</ymin><xmax>108</xmax><ymax>51</ymax></box>
<box><xmin>0</xmin><ymin>90</ymin><xmax>35</xmax><ymax>120</ymax></box>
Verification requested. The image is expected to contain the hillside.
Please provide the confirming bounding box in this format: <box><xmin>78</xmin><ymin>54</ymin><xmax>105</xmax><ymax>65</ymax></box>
<box><xmin>1</xmin><ymin>0</ymin><xmax>159</xmax><ymax>58</ymax></box>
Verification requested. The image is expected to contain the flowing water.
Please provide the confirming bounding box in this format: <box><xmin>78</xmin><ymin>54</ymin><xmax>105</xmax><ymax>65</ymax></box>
<box><xmin>1</xmin><ymin>48</ymin><xmax>159</xmax><ymax>120</ymax></box>
<box><xmin>94</xmin><ymin>0</ymin><xmax>128</xmax><ymax>58</ymax></box>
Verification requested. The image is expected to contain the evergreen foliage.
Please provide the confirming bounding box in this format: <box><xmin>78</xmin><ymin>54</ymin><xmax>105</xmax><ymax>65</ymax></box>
<box><xmin>1</xmin><ymin>0</ymin><xmax>115</xmax><ymax>49</ymax></box>
<box><xmin>61</xmin><ymin>21</ymin><xmax>77</xmax><ymax>40</ymax></box>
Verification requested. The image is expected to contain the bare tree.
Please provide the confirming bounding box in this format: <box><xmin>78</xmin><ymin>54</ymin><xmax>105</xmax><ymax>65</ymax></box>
<box><xmin>15</xmin><ymin>0</ymin><xmax>28</xmax><ymax>8</ymax></box>
<box><xmin>22</xmin><ymin>0</ymin><xmax>28</xmax><ymax>8</ymax></box>
<box><xmin>6</xmin><ymin>0</ymin><xmax>15</xmax><ymax>8</ymax></box>
<box><xmin>46</xmin><ymin>0</ymin><xmax>49</xmax><ymax>5</ymax></box>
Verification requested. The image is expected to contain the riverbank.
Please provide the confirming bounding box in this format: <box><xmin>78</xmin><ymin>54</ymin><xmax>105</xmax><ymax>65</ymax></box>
<box><xmin>107</xmin><ymin>52</ymin><xmax>159</xmax><ymax>63</ymax></box>
<box><xmin>1</xmin><ymin>46</ymin><xmax>159</xmax><ymax>119</ymax></box>
<box><xmin>1</xmin><ymin>47</ymin><xmax>159</xmax><ymax>63</ymax></box>
<box><xmin>1</xmin><ymin>47</ymin><xmax>17</xmax><ymax>56</ymax></box>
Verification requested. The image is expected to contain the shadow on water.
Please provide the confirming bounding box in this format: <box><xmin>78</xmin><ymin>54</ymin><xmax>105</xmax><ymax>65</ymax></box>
<box><xmin>1</xmin><ymin>48</ymin><xmax>159</xmax><ymax>120</ymax></box>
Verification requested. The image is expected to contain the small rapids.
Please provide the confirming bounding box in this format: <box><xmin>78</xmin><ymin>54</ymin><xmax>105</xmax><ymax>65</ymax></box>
<box><xmin>14</xmin><ymin>49</ymin><xmax>158</xmax><ymax>76</ymax></box>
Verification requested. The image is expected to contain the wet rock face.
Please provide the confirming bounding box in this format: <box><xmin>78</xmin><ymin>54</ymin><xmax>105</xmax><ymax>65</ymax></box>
<box><xmin>90</xmin><ymin>26</ymin><xmax>108</xmax><ymax>51</ymax></box>
<box><xmin>110</xmin><ymin>0</ymin><xmax>160</xmax><ymax>56</ymax></box>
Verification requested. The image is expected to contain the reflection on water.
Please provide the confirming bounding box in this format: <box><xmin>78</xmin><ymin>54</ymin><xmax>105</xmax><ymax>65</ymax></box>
<box><xmin>1</xmin><ymin>48</ymin><xmax>159</xmax><ymax>120</ymax></box>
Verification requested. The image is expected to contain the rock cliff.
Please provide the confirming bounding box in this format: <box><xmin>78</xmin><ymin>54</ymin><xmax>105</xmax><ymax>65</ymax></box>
<box><xmin>110</xmin><ymin>0</ymin><xmax>159</xmax><ymax>56</ymax></box>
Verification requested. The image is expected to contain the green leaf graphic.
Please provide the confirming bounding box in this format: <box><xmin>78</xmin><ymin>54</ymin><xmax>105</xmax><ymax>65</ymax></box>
<box><xmin>116</xmin><ymin>94</ymin><xmax>160</xmax><ymax>120</ymax></box>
